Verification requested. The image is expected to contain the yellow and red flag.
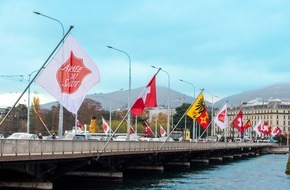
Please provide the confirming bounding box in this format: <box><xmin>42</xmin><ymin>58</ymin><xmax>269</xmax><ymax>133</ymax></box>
<box><xmin>186</xmin><ymin>92</ymin><xmax>209</xmax><ymax>129</ymax></box>
<box><xmin>242</xmin><ymin>119</ymin><xmax>251</xmax><ymax>134</ymax></box>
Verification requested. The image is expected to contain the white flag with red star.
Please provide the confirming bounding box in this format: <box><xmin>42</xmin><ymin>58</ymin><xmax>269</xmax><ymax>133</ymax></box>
<box><xmin>36</xmin><ymin>35</ymin><xmax>100</xmax><ymax>114</ymax></box>
<box><xmin>214</xmin><ymin>103</ymin><xmax>228</xmax><ymax>130</ymax></box>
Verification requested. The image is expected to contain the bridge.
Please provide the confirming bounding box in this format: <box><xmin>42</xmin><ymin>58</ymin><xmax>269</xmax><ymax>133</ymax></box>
<box><xmin>0</xmin><ymin>139</ymin><xmax>281</xmax><ymax>189</ymax></box>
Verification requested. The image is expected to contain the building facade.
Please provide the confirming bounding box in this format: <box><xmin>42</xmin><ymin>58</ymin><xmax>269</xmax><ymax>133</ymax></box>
<box><xmin>215</xmin><ymin>98</ymin><xmax>290</xmax><ymax>139</ymax></box>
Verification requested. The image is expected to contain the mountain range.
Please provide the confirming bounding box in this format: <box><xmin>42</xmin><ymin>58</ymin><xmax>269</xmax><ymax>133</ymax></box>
<box><xmin>214</xmin><ymin>83</ymin><xmax>290</xmax><ymax>108</ymax></box>
<box><xmin>42</xmin><ymin>83</ymin><xmax>290</xmax><ymax>110</ymax></box>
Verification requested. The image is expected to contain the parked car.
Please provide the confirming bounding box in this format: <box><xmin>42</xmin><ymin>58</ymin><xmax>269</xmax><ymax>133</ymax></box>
<box><xmin>6</xmin><ymin>132</ymin><xmax>39</xmax><ymax>140</ymax></box>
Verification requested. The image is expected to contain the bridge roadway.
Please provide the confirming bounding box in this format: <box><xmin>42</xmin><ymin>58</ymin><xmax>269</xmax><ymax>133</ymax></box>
<box><xmin>0</xmin><ymin>139</ymin><xmax>275</xmax><ymax>189</ymax></box>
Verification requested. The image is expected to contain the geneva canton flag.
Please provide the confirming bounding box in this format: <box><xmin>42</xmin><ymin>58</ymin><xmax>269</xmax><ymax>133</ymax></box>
<box><xmin>36</xmin><ymin>35</ymin><xmax>100</xmax><ymax>114</ymax></box>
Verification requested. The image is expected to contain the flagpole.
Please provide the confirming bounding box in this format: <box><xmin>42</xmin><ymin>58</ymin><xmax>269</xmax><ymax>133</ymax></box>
<box><xmin>95</xmin><ymin>110</ymin><xmax>130</xmax><ymax>161</ymax></box>
<box><xmin>32</xmin><ymin>107</ymin><xmax>52</xmax><ymax>136</ymax></box>
<box><xmin>155</xmin><ymin>113</ymin><xmax>158</xmax><ymax>138</ymax></box>
<box><xmin>0</xmin><ymin>26</ymin><xmax>74</xmax><ymax>127</ymax></box>
<box><xmin>33</xmin><ymin>11</ymin><xmax>66</xmax><ymax>139</ymax></box>
<box><xmin>204</xmin><ymin>90</ymin><xmax>214</xmax><ymax>137</ymax></box>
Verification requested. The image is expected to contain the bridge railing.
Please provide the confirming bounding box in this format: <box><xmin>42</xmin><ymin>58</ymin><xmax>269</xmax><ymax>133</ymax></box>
<box><xmin>0</xmin><ymin>139</ymin><xmax>272</xmax><ymax>157</ymax></box>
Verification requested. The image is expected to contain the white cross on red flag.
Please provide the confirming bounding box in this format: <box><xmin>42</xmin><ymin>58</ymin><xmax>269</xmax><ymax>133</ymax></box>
<box><xmin>131</xmin><ymin>74</ymin><xmax>157</xmax><ymax>116</ymax></box>
<box><xmin>231</xmin><ymin>109</ymin><xmax>243</xmax><ymax>132</ymax></box>
<box><xmin>36</xmin><ymin>35</ymin><xmax>100</xmax><ymax>114</ymax></box>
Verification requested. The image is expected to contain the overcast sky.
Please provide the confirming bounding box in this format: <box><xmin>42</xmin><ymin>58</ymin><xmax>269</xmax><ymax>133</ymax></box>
<box><xmin>1</xmin><ymin>0</ymin><xmax>290</xmax><ymax>107</ymax></box>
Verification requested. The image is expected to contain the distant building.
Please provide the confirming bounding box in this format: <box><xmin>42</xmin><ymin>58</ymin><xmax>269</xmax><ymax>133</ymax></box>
<box><xmin>214</xmin><ymin>98</ymin><xmax>290</xmax><ymax>139</ymax></box>
<box><xmin>147</xmin><ymin>107</ymin><xmax>176</xmax><ymax>123</ymax></box>
<box><xmin>0</xmin><ymin>108</ymin><xmax>7</xmax><ymax>119</ymax></box>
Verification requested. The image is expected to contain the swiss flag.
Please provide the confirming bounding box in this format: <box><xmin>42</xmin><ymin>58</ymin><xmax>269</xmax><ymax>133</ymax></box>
<box><xmin>271</xmin><ymin>126</ymin><xmax>282</xmax><ymax>137</ymax></box>
<box><xmin>261</xmin><ymin>121</ymin><xmax>271</xmax><ymax>135</ymax></box>
<box><xmin>231</xmin><ymin>109</ymin><xmax>243</xmax><ymax>132</ymax></box>
<box><xmin>144</xmin><ymin>121</ymin><xmax>153</xmax><ymax>136</ymax></box>
<box><xmin>36</xmin><ymin>35</ymin><xmax>100</xmax><ymax>114</ymax></box>
<box><xmin>131</xmin><ymin>74</ymin><xmax>157</xmax><ymax>116</ymax></box>
<box><xmin>160</xmin><ymin>125</ymin><xmax>166</xmax><ymax>137</ymax></box>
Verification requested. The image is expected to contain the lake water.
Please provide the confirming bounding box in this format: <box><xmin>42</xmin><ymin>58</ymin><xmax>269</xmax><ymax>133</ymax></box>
<box><xmin>55</xmin><ymin>154</ymin><xmax>290</xmax><ymax>190</ymax></box>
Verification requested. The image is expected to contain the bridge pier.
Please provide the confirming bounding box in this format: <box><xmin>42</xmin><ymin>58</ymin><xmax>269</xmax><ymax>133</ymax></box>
<box><xmin>242</xmin><ymin>153</ymin><xmax>249</xmax><ymax>157</ymax></box>
<box><xmin>0</xmin><ymin>182</ymin><xmax>53</xmax><ymax>190</ymax></box>
<box><xmin>127</xmin><ymin>165</ymin><xmax>164</xmax><ymax>171</ymax></box>
<box><xmin>66</xmin><ymin>171</ymin><xmax>123</xmax><ymax>178</ymax></box>
<box><xmin>190</xmin><ymin>158</ymin><xmax>209</xmax><ymax>164</ymax></box>
<box><xmin>233</xmin><ymin>154</ymin><xmax>242</xmax><ymax>158</ymax></box>
<box><xmin>248</xmin><ymin>152</ymin><xmax>256</xmax><ymax>156</ymax></box>
<box><xmin>223</xmin><ymin>155</ymin><xmax>233</xmax><ymax>160</ymax></box>
<box><xmin>209</xmin><ymin>157</ymin><xmax>223</xmax><ymax>163</ymax></box>
<box><xmin>165</xmin><ymin>161</ymin><xmax>190</xmax><ymax>168</ymax></box>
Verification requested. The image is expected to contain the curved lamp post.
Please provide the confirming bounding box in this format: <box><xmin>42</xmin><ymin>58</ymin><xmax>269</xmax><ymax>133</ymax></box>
<box><xmin>179</xmin><ymin>79</ymin><xmax>196</xmax><ymax>140</ymax></box>
<box><xmin>204</xmin><ymin>90</ymin><xmax>214</xmax><ymax>137</ymax></box>
<box><xmin>33</xmin><ymin>11</ymin><xmax>64</xmax><ymax>139</ymax></box>
<box><xmin>27</xmin><ymin>69</ymin><xmax>39</xmax><ymax>133</ymax></box>
<box><xmin>107</xmin><ymin>46</ymin><xmax>131</xmax><ymax>141</ymax></box>
<box><xmin>151</xmin><ymin>66</ymin><xmax>171</xmax><ymax>136</ymax></box>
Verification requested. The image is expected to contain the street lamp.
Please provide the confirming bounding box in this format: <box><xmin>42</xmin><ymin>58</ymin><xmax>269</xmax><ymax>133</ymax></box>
<box><xmin>151</xmin><ymin>66</ymin><xmax>171</xmax><ymax>136</ymax></box>
<box><xmin>109</xmin><ymin>88</ymin><xmax>123</xmax><ymax>126</ymax></box>
<box><xmin>27</xmin><ymin>69</ymin><xmax>39</xmax><ymax>133</ymax></box>
<box><xmin>107</xmin><ymin>46</ymin><xmax>131</xmax><ymax>141</ymax></box>
<box><xmin>179</xmin><ymin>79</ymin><xmax>196</xmax><ymax>141</ymax></box>
<box><xmin>179</xmin><ymin>79</ymin><xmax>196</xmax><ymax>99</ymax></box>
<box><xmin>33</xmin><ymin>11</ymin><xmax>65</xmax><ymax>139</ymax></box>
<box><xmin>33</xmin><ymin>12</ymin><xmax>64</xmax><ymax>36</ymax></box>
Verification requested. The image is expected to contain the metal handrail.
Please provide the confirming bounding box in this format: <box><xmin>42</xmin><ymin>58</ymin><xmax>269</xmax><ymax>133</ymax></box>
<box><xmin>0</xmin><ymin>139</ymin><xmax>273</xmax><ymax>159</ymax></box>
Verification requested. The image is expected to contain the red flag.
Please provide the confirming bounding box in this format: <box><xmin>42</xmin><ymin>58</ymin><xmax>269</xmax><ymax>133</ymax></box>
<box><xmin>260</xmin><ymin>121</ymin><xmax>271</xmax><ymax>135</ymax></box>
<box><xmin>271</xmin><ymin>126</ymin><xmax>282</xmax><ymax>137</ymax></box>
<box><xmin>231</xmin><ymin>109</ymin><xmax>243</xmax><ymax>132</ymax></box>
<box><xmin>160</xmin><ymin>125</ymin><xmax>167</xmax><ymax>137</ymax></box>
<box><xmin>73</xmin><ymin>114</ymin><xmax>84</xmax><ymax>130</ymax></box>
<box><xmin>242</xmin><ymin>119</ymin><xmax>251</xmax><ymax>134</ymax></box>
<box><xmin>131</xmin><ymin>75</ymin><xmax>157</xmax><ymax>116</ymax></box>
<box><xmin>102</xmin><ymin>117</ymin><xmax>111</xmax><ymax>134</ymax></box>
<box><xmin>130</xmin><ymin>126</ymin><xmax>135</xmax><ymax>135</ymax></box>
<box><xmin>144</xmin><ymin>121</ymin><xmax>153</xmax><ymax>136</ymax></box>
